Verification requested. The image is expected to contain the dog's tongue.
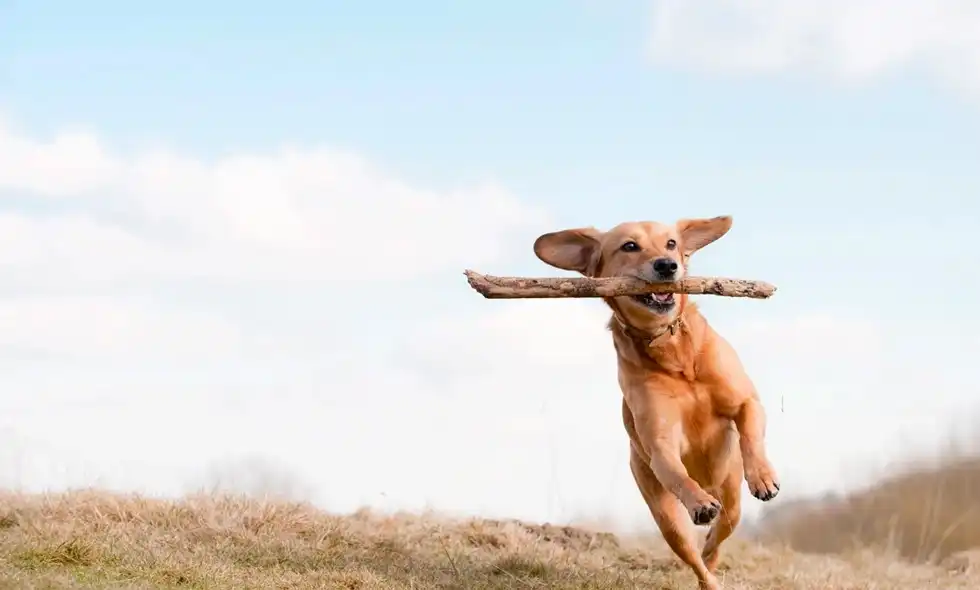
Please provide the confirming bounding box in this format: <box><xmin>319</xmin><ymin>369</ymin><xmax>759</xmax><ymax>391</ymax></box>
<box><xmin>654</xmin><ymin>293</ymin><xmax>673</xmax><ymax>303</ymax></box>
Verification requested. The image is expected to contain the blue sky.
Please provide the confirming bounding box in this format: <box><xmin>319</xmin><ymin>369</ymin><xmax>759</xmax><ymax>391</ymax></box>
<box><xmin>1</xmin><ymin>0</ymin><xmax>979</xmax><ymax>530</ymax></box>
<box><xmin>5</xmin><ymin>1</ymin><xmax>978</xmax><ymax>288</ymax></box>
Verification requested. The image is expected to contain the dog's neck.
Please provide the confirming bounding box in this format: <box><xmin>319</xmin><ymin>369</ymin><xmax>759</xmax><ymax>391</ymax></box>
<box><xmin>607</xmin><ymin>299</ymin><xmax>703</xmax><ymax>379</ymax></box>
<box><xmin>612</xmin><ymin>310</ymin><xmax>685</xmax><ymax>348</ymax></box>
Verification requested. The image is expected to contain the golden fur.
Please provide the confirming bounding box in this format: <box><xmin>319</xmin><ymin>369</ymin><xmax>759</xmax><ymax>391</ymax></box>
<box><xmin>533</xmin><ymin>216</ymin><xmax>780</xmax><ymax>590</ymax></box>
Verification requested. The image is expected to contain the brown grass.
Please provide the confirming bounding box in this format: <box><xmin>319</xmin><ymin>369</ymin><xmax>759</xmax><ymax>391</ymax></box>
<box><xmin>0</xmin><ymin>477</ymin><xmax>978</xmax><ymax>590</ymax></box>
<box><xmin>753</xmin><ymin>455</ymin><xmax>980</xmax><ymax>567</ymax></box>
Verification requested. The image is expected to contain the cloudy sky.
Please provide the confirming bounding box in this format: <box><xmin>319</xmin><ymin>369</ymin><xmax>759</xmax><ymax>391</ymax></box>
<box><xmin>1</xmin><ymin>0</ymin><xmax>979</xmax><ymax>532</ymax></box>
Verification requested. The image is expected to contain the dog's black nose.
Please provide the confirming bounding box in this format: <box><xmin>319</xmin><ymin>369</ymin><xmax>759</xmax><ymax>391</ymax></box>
<box><xmin>652</xmin><ymin>257</ymin><xmax>678</xmax><ymax>279</ymax></box>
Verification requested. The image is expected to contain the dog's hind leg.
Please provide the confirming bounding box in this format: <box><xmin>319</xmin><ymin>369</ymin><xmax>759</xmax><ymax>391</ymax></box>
<box><xmin>701</xmin><ymin>467</ymin><xmax>742</xmax><ymax>574</ymax></box>
<box><xmin>629</xmin><ymin>447</ymin><xmax>720</xmax><ymax>590</ymax></box>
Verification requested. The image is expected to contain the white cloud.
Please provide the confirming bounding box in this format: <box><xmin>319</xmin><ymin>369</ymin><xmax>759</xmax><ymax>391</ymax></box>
<box><xmin>0</xmin><ymin>296</ymin><xmax>243</xmax><ymax>361</ymax></box>
<box><xmin>0</xmin><ymin>122</ymin><xmax>121</xmax><ymax>197</ymax></box>
<box><xmin>0</xmin><ymin>120</ymin><xmax>548</xmax><ymax>285</ymax></box>
<box><xmin>648</xmin><ymin>0</ymin><xmax>980</xmax><ymax>93</ymax></box>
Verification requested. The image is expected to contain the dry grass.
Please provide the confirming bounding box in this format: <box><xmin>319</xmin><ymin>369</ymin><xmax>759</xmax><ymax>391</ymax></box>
<box><xmin>0</xmin><ymin>481</ymin><xmax>978</xmax><ymax>590</ymax></box>
<box><xmin>754</xmin><ymin>455</ymin><xmax>980</xmax><ymax>567</ymax></box>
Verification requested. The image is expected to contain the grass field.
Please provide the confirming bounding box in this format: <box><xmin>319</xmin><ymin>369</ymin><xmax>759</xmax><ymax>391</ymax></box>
<box><xmin>0</xmin><ymin>456</ymin><xmax>978</xmax><ymax>590</ymax></box>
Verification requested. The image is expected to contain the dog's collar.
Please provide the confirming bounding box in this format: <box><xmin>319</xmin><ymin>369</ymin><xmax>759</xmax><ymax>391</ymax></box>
<box><xmin>614</xmin><ymin>313</ymin><xmax>684</xmax><ymax>348</ymax></box>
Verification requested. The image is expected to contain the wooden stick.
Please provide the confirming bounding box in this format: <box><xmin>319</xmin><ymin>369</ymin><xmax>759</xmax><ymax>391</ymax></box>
<box><xmin>464</xmin><ymin>270</ymin><xmax>776</xmax><ymax>300</ymax></box>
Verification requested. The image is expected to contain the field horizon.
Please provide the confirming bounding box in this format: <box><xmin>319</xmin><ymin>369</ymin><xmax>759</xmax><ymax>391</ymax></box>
<box><xmin>1</xmin><ymin>452</ymin><xmax>978</xmax><ymax>590</ymax></box>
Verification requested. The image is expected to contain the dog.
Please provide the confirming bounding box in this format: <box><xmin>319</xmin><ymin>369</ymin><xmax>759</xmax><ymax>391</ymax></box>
<box><xmin>533</xmin><ymin>216</ymin><xmax>779</xmax><ymax>590</ymax></box>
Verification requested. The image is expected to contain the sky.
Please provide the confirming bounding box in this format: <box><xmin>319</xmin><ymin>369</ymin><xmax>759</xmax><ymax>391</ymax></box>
<box><xmin>1</xmin><ymin>0</ymin><xmax>979</xmax><ymax>533</ymax></box>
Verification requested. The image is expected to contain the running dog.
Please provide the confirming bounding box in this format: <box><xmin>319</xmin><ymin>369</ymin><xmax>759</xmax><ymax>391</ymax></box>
<box><xmin>533</xmin><ymin>216</ymin><xmax>780</xmax><ymax>590</ymax></box>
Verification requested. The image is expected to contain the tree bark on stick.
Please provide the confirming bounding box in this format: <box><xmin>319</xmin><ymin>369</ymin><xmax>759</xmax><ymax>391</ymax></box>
<box><xmin>464</xmin><ymin>270</ymin><xmax>776</xmax><ymax>300</ymax></box>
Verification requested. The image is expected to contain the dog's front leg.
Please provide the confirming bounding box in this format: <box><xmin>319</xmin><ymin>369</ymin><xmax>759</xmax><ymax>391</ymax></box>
<box><xmin>734</xmin><ymin>395</ymin><xmax>780</xmax><ymax>501</ymax></box>
<box><xmin>711</xmin><ymin>338</ymin><xmax>781</xmax><ymax>503</ymax></box>
<box><xmin>625</xmin><ymin>396</ymin><xmax>721</xmax><ymax>525</ymax></box>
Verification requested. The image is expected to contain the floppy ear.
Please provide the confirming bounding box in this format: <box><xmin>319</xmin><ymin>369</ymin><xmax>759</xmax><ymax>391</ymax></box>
<box><xmin>533</xmin><ymin>227</ymin><xmax>603</xmax><ymax>276</ymax></box>
<box><xmin>676</xmin><ymin>215</ymin><xmax>733</xmax><ymax>255</ymax></box>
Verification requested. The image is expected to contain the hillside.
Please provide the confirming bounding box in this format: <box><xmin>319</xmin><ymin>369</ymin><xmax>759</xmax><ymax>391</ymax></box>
<box><xmin>0</xmin><ymin>484</ymin><xmax>978</xmax><ymax>590</ymax></box>
<box><xmin>753</xmin><ymin>455</ymin><xmax>980</xmax><ymax>564</ymax></box>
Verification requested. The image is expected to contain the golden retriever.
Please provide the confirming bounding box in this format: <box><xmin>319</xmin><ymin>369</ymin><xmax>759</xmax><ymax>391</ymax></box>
<box><xmin>533</xmin><ymin>216</ymin><xmax>779</xmax><ymax>590</ymax></box>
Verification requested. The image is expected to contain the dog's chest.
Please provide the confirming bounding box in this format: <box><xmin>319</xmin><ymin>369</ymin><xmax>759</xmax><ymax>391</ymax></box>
<box><xmin>658</xmin><ymin>378</ymin><xmax>734</xmax><ymax>447</ymax></box>
<box><xmin>679</xmin><ymin>417</ymin><xmax>739</xmax><ymax>486</ymax></box>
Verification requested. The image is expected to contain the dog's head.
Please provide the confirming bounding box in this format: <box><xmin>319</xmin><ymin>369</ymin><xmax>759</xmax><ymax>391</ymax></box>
<box><xmin>533</xmin><ymin>216</ymin><xmax>732</xmax><ymax>325</ymax></box>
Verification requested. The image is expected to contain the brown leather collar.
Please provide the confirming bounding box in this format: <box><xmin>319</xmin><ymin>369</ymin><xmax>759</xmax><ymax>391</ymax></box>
<box><xmin>613</xmin><ymin>312</ymin><xmax>684</xmax><ymax>349</ymax></box>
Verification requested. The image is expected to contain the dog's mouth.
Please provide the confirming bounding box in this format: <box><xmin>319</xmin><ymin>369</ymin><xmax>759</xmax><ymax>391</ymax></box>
<box><xmin>631</xmin><ymin>292</ymin><xmax>675</xmax><ymax>312</ymax></box>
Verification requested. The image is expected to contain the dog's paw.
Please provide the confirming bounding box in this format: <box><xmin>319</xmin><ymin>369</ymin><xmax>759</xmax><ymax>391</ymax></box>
<box><xmin>745</xmin><ymin>460</ymin><xmax>780</xmax><ymax>502</ymax></box>
<box><xmin>688</xmin><ymin>496</ymin><xmax>722</xmax><ymax>526</ymax></box>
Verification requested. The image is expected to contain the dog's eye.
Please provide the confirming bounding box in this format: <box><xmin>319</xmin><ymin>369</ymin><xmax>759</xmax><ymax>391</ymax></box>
<box><xmin>620</xmin><ymin>241</ymin><xmax>640</xmax><ymax>252</ymax></box>
<box><xmin>665</xmin><ymin>239</ymin><xmax>677</xmax><ymax>250</ymax></box>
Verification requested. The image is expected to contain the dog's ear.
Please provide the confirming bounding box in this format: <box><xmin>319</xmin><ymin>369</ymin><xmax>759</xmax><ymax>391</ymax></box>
<box><xmin>533</xmin><ymin>227</ymin><xmax>603</xmax><ymax>276</ymax></box>
<box><xmin>676</xmin><ymin>216</ymin><xmax>732</xmax><ymax>256</ymax></box>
